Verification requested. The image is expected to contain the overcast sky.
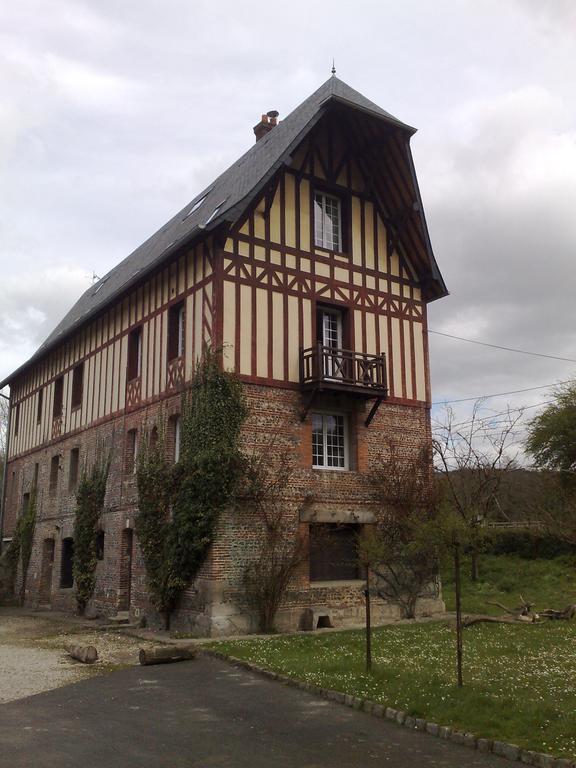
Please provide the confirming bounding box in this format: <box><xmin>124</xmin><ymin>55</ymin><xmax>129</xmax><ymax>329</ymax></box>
<box><xmin>2</xmin><ymin>0</ymin><xmax>576</xmax><ymax>453</ymax></box>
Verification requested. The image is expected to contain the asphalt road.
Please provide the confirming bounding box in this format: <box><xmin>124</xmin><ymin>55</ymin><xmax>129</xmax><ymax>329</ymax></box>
<box><xmin>0</xmin><ymin>654</ymin><xmax>512</xmax><ymax>767</ymax></box>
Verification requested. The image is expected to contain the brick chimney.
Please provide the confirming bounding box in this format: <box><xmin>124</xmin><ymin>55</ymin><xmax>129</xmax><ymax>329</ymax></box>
<box><xmin>253</xmin><ymin>110</ymin><xmax>279</xmax><ymax>142</ymax></box>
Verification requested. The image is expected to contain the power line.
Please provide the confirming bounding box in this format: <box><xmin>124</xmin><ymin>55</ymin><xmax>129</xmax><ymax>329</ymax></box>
<box><xmin>428</xmin><ymin>330</ymin><xmax>576</xmax><ymax>364</ymax></box>
<box><xmin>432</xmin><ymin>379</ymin><xmax>572</xmax><ymax>406</ymax></box>
<box><xmin>432</xmin><ymin>399</ymin><xmax>554</xmax><ymax>431</ymax></box>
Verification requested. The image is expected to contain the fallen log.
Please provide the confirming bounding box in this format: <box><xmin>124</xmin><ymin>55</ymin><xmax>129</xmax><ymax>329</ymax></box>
<box><xmin>461</xmin><ymin>614</ymin><xmax>527</xmax><ymax>628</ymax></box>
<box><xmin>139</xmin><ymin>645</ymin><xmax>197</xmax><ymax>666</ymax></box>
<box><xmin>66</xmin><ymin>644</ymin><xmax>98</xmax><ymax>664</ymax></box>
<box><xmin>540</xmin><ymin>605</ymin><xmax>576</xmax><ymax>621</ymax></box>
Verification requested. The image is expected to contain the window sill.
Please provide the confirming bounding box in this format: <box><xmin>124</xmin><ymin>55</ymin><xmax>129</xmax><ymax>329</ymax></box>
<box><xmin>312</xmin><ymin>467</ymin><xmax>354</xmax><ymax>474</ymax></box>
<box><xmin>310</xmin><ymin>580</ymin><xmax>364</xmax><ymax>588</ymax></box>
<box><xmin>314</xmin><ymin>246</ymin><xmax>350</xmax><ymax>259</ymax></box>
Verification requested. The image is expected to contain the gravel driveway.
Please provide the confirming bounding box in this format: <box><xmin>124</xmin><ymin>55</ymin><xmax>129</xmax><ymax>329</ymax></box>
<box><xmin>0</xmin><ymin>610</ymin><xmax>154</xmax><ymax>704</ymax></box>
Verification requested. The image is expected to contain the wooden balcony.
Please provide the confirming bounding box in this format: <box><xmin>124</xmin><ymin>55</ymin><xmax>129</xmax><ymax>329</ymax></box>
<box><xmin>300</xmin><ymin>344</ymin><xmax>388</xmax><ymax>398</ymax></box>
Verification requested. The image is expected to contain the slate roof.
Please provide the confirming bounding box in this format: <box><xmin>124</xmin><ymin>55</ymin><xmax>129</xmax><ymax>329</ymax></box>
<box><xmin>2</xmin><ymin>76</ymin><xmax>445</xmax><ymax>388</ymax></box>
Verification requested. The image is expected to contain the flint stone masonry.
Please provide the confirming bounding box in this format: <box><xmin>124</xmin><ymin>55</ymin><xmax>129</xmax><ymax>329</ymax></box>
<box><xmin>7</xmin><ymin>382</ymin><xmax>444</xmax><ymax>635</ymax></box>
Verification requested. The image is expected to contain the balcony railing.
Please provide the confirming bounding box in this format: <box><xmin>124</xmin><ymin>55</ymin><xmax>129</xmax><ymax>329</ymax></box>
<box><xmin>299</xmin><ymin>344</ymin><xmax>388</xmax><ymax>396</ymax></box>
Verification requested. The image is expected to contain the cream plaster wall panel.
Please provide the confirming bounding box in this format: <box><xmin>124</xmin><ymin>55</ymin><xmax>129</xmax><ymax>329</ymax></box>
<box><xmin>185</xmin><ymin>294</ymin><xmax>194</xmax><ymax>379</ymax></box>
<box><xmin>159</xmin><ymin>310</ymin><xmax>167</xmax><ymax>393</ymax></box>
<box><xmin>302</xmin><ymin>299</ymin><xmax>312</xmax><ymax>351</ymax></box>
<box><xmin>391</xmin><ymin>317</ymin><xmax>402</xmax><ymax>397</ymax></box>
<box><xmin>239</xmin><ymin>285</ymin><xmax>252</xmax><ymax>377</ymax></box>
<box><xmin>365</xmin><ymin>202</ymin><xmax>375</xmax><ymax>270</ymax></box>
<box><xmin>222</xmin><ymin>281</ymin><xmax>236</xmax><ymax>372</ymax></box>
<box><xmin>141</xmin><ymin>323</ymin><xmax>150</xmax><ymax>400</ymax></box>
<box><xmin>272</xmin><ymin>292</ymin><xmax>284</xmax><ymax>380</ymax></box>
<box><xmin>314</xmin><ymin>153</ymin><xmax>326</xmax><ymax>180</ymax></box>
<box><xmin>203</xmin><ymin>283</ymin><xmax>213</xmax><ymax>345</ymax></box>
<box><xmin>194</xmin><ymin>287</ymin><xmax>203</xmax><ymax>366</ymax></box>
<box><xmin>256</xmin><ymin>288</ymin><xmax>268</xmax><ymax>379</ymax></box>
<box><xmin>300</xmin><ymin>180</ymin><xmax>310</xmax><ymax>251</ymax></box>
<box><xmin>154</xmin><ymin>315</ymin><xmax>162</xmax><ymax>396</ymax></box>
<box><xmin>334</xmin><ymin>267</ymin><xmax>348</xmax><ymax>284</ymax></box>
<box><xmin>285</xmin><ymin>173</ymin><xmax>296</xmax><ymax>248</ymax></box>
<box><xmin>351</xmin><ymin>196</ymin><xmax>362</xmax><ymax>266</ymax></box>
<box><xmin>254</xmin><ymin>203</ymin><xmax>265</xmax><ymax>240</ymax></box>
<box><xmin>315</xmin><ymin>262</ymin><xmax>330</xmax><ymax>278</ymax></box>
<box><xmin>354</xmin><ymin>310</ymin><xmax>363</xmax><ymax>355</ymax></box>
<box><xmin>118</xmin><ymin>335</ymin><xmax>127</xmax><ymax>411</ymax></box>
<box><xmin>365</xmin><ymin>312</ymin><xmax>377</xmax><ymax>356</ymax></box>
<box><xmin>287</xmin><ymin>294</ymin><xmax>299</xmax><ymax>383</ymax></box>
<box><xmin>270</xmin><ymin>188</ymin><xmax>281</xmax><ymax>244</ymax></box>
<box><xmin>238</xmin><ymin>221</ymin><xmax>249</xmax><ymax>237</ymax></box>
<box><xmin>110</xmin><ymin>342</ymin><xmax>119</xmax><ymax>414</ymax></box>
<box><xmin>403</xmin><ymin>320</ymin><xmax>413</xmax><ymax>401</ymax></box>
<box><xmin>413</xmin><ymin>322</ymin><xmax>426</xmax><ymax>402</ymax></box>
<box><xmin>104</xmin><ymin>345</ymin><xmax>115</xmax><ymax>417</ymax></box>
<box><xmin>254</xmin><ymin>245</ymin><xmax>265</xmax><ymax>262</ymax></box>
<box><xmin>238</xmin><ymin>240</ymin><xmax>249</xmax><ymax>258</ymax></box>
<box><xmin>390</xmin><ymin>251</ymin><xmax>400</xmax><ymax>277</ymax></box>
<box><xmin>350</xmin><ymin>159</ymin><xmax>364</xmax><ymax>192</ymax></box>
<box><xmin>85</xmin><ymin>356</ymin><xmax>94</xmax><ymax>428</ymax></box>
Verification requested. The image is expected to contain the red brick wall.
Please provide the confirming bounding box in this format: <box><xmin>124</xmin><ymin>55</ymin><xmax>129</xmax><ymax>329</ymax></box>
<box><xmin>2</xmin><ymin>382</ymin><xmax>442</xmax><ymax>634</ymax></box>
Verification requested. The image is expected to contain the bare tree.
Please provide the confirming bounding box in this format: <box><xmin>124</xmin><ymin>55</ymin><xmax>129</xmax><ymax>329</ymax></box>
<box><xmin>433</xmin><ymin>401</ymin><xmax>524</xmax><ymax>580</ymax></box>
<box><xmin>359</xmin><ymin>442</ymin><xmax>442</xmax><ymax>620</ymax></box>
<box><xmin>0</xmin><ymin>394</ymin><xmax>8</xmax><ymax>459</ymax></box>
<box><xmin>240</xmin><ymin>445</ymin><xmax>307</xmax><ymax>633</ymax></box>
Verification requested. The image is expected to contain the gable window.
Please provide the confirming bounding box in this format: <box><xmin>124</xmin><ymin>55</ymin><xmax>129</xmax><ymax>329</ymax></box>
<box><xmin>309</xmin><ymin>523</ymin><xmax>362</xmax><ymax>581</ymax></box>
<box><xmin>60</xmin><ymin>538</ymin><xmax>74</xmax><ymax>588</ymax></box>
<box><xmin>71</xmin><ymin>363</ymin><xmax>84</xmax><ymax>409</ymax></box>
<box><xmin>167</xmin><ymin>302</ymin><xmax>185</xmax><ymax>361</ymax></box>
<box><xmin>312</xmin><ymin>412</ymin><xmax>348</xmax><ymax>470</ymax></box>
<box><xmin>127</xmin><ymin>327</ymin><xmax>142</xmax><ymax>381</ymax></box>
<box><xmin>37</xmin><ymin>388</ymin><xmax>43</xmax><ymax>424</ymax></box>
<box><xmin>314</xmin><ymin>192</ymin><xmax>341</xmax><ymax>251</ymax></box>
<box><xmin>53</xmin><ymin>376</ymin><xmax>64</xmax><ymax>418</ymax></box>
<box><xmin>49</xmin><ymin>455</ymin><xmax>60</xmax><ymax>495</ymax></box>
<box><xmin>69</xmin><ymin>448</ymin><xmax>80</xmax><ymax>492</ymax></box>
<box><xmin>125</xmin><ymin>429</ymin><xmax>138</xmax><ymax>474</ymax></box>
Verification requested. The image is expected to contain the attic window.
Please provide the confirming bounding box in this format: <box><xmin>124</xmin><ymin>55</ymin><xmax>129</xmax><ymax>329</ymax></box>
<box><xmin>202</xmin><ymin>200</ymin><xmax>226</xmax><ymax>228</ymax></box>
<box><xmin>183</xmin><ymin>193</ymin><xmax>210</xmax><ymax>220</ymax></box>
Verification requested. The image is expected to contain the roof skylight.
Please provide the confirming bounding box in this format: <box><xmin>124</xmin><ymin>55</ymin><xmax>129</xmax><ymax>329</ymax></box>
<box><xmin>183</xmin><ymin>191</ymin><xmax>211</xmax><ymax>221</ymax></box>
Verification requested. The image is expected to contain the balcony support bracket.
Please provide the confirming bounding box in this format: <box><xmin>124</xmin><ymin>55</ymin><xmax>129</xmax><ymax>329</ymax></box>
<box><xmin>365</xmin><ymin>396</ymin><xmax>384</xmax><ymax>428</ymax></box>
<box><xmin>300</xmin><ymin>388</ymin><xmax>319</xmax><ymax>422</ymax></box>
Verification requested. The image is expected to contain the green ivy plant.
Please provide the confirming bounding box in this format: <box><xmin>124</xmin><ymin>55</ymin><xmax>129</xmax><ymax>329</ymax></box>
<box><xmin>0</xmin><ymin>486</ymin><xmax>37</xmax><ymax>604</ymax></box>
<box><xmin>135</xmin><ymin>420</ymin><xmax>179</xmax><ymax>628</ymax></box>
<box><xmin>136</xmin><ymin>346</ymin><xmax>247</xmax><ymax>630</ymax></box>
<box><xmin>73</xmin><ymin>450</ymin><xmax>111</xmax><ymax>615</ymax></box>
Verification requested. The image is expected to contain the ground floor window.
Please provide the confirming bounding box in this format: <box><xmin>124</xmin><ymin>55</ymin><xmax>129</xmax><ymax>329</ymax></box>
<box><xmin>309</xmin><ymin>523</ymin><xmax>362</xmax><ymax>582</ymax></box>
<box><xmin>60</xmin><ymin>537</ymin><xmax>74</xmax><ymax>588</ymax></box>
<box><xmin>312</xmin><ymin>412</ymin><xmax>348</xmax><ymax>470</ymax></box>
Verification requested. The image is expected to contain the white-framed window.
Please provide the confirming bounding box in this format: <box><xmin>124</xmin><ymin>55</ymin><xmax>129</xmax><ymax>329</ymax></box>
<box><xmin>312</xmin><ymin>412</ymin><xmax>348</xmax><ymax>470</ymax></box>
<box><xmin>314</xmin><ymin>192</ymin><xmax>342</xmax><ymax>251</ymax></box>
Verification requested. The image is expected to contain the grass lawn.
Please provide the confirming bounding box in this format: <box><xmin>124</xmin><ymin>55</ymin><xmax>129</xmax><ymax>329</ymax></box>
<box><xmin>210</xmin><ymin>555</ymin><xmax>576</xmax><ymax>758</ymax></box>
<box><xmin>442</xmin><ymin>553</ymin><xmax>576</xmax><ymax>616</ymax></box>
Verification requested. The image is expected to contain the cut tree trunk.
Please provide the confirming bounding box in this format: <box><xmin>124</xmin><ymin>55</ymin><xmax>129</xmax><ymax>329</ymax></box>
<box><xmin>139</xmin><ymin>645</ymin><xmax>197</xmax><ymax>666</ymax></box>
<box><xmin>66</xmin><ymin>644</ymin><xmax>98</xmax><ymax>664</ymax></box>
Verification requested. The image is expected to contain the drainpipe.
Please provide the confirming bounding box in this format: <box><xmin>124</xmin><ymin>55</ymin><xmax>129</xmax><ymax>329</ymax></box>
<box><xmin>0</xmin><ymin>391</ymin><xmax>11</xmax><ymax>556</ymax></box>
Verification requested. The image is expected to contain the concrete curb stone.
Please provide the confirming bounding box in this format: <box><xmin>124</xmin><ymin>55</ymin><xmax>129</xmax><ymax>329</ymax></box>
<box><xmin>199</xmin><ymin>648</ymin><xmax>573</xmax><ymax>768</ymax></box>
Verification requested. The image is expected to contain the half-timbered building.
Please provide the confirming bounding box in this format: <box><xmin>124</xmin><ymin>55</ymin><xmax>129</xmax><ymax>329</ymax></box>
<box><xmin>0</xmin><ymin>76</ymin><xmax>447</xmax><ymax>634</ymax></box>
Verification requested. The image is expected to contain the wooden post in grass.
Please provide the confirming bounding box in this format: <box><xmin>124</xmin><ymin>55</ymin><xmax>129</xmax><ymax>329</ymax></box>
<box><xmin>365</xmin><ymin>566</ymin><xmax>372</xmax><ymax>672</ymax></box>
<box><xmin>454</xmin><ymin>542</ymin><xmax>463</xmax><ymax>687</ymax></box>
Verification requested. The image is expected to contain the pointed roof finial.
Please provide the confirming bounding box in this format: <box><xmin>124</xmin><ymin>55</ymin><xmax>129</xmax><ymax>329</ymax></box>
<box><xmin>331</xmin><ymin>59</ymin><xmax>336</xmax><ymax>76</ymax></box>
